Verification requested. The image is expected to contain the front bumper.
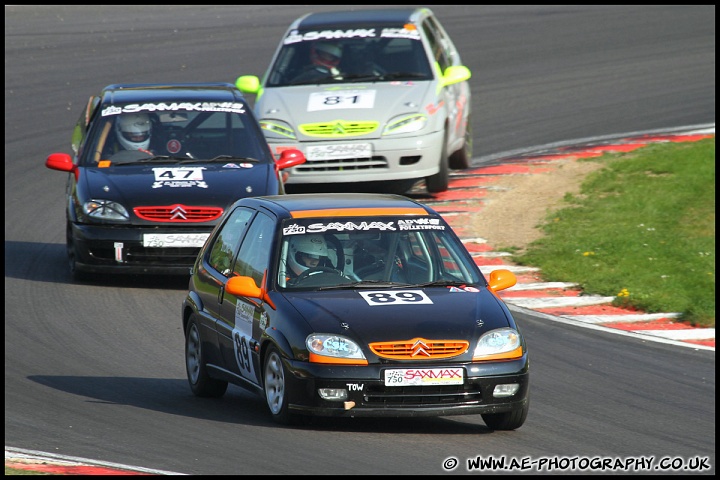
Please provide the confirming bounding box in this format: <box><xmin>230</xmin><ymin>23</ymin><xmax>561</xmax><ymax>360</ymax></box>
<box><xmin>271</xmin><ymin>130</ymin><xmax>444</xmax><ymax>184</ymax></box>
<box><xmin>283</xmin><ymin>355</ymin><xmax>530</xmax><ymax>418</ymax></box>
<box><xmin>70</xmin><ymin>222</ymin><xmax>212</xmax><ymax>275</ymax></box>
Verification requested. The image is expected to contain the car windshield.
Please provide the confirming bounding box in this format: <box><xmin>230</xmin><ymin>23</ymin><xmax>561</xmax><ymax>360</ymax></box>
<box><xmin>277</xmin><ymin>215</ymin><xmax>483</xmax><ymax>290</ymax></box>
<box><xmin>80</xmin><ymin>104</ymin><xmax>270</xmax><ymax>166</ymax></box>
<box><xmin>265</xmin><ymin>26</ymin><xmax>434</xmax><ymax>87</ymax></box>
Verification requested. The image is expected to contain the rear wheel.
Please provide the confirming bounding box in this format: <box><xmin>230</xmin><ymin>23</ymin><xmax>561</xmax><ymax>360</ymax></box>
<box><xmin>185</xmin><ymin>314</ymin><xmax>228</xmax><ymax>397</ymax></box>
<box><xmin>481</xmin><ymin>399</ymin><xmax>529</xmax><ymax>431</ymax></box>
<box><xmin>384</xmin><ymin>179</ymin><xmax>418</xmax><ymax>195</ymax></box>
<box><xmin>263</xmin><ymin>345</ymin><xmax>293</xmax><ymax>424</ymax></box>
<box><xmin>425</xmin><ymin>130</ymin><xmax>449</xmax><ymax>193</ymax></box>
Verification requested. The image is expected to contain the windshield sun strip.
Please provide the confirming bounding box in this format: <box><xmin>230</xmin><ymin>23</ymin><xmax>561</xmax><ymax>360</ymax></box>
<box><xmin>290</xmin><ymin>208</ymin><xmax>428</xmax><ymax>218</ymax></box>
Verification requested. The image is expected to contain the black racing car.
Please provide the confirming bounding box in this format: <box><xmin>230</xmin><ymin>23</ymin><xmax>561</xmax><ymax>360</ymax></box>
<box><xmin>45</xmin><ymin>82</ymin><xmax>305</xmax><ymax>279</ymax></box>
<box><xmin>182</xmin><ymin>193</ymin><xmax>529</xmax><ymax>430</ymax></box>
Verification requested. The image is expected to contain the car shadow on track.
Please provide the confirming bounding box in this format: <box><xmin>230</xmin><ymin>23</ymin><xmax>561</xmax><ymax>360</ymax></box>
<box><xmin>28</xmin><ymin>375</ymin><xmax>493</xmax><ymax>433</ymax></box>
<box><xmin>5</xmin><ymin>240</ymin><xmax>189</xmax><ymax>290</ymax></box>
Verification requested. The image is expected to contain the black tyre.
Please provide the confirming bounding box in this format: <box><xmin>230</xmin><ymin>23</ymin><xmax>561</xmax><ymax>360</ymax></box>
<box><xmin>185</xmin><ymin>314</ymin><xmax>228</xmax><ymax>397</ymax></box>
<box><xmin>384</xmin><ymin>179</ymin><xmax>418</xmax><ymax>195</ymax></box>
<box><xmin>263</xmin><ymin>345</ymin><xmax>293</xmax><ymax>424</ymax></box>
<box><xmin>425</xmin><ymin>130</ymin><xmax>449</xmax><ymax>193</ymax></box>
<box><xmin>449</xmin><ymin>115</ymin><xmax>473</xmax><ymax>170</ymax></box>
<box><xmin>481</xmin><ymin>400</ymin><xmax>529</xmax><ymax>431</ymax></box>
<box><xmin>66</xmin><ymin>221</ymin><xmax>89</xmax><ymax>282</ymax></box>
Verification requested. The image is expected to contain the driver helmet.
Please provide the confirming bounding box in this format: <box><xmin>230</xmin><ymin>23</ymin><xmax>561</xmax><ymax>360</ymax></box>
<box><xmin>116</xmin><ymin>113</ymin><xmax>151</xmax><ymax>150</ymax></box>
<box><xmin>310</xmin><ymin>42</ymin><xmax>342</xmax><ymax>70</ymax></box>
<box><xmin>288</xmin><ymin>234</ymin><xmax>328</xmax><ymax>275</ymax></box>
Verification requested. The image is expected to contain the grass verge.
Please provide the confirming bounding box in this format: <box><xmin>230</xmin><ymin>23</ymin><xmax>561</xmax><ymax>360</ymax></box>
<box><xmin>512</xmin><ymin>138</ymin><xmax>715</xmax><ymax>327</ymax></box>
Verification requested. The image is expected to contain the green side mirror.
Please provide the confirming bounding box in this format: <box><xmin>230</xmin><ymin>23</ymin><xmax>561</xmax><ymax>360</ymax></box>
<box><xmin>235</xmin><ymin>75</ymin><xmax>260</xmax><ymax>94</ymax></box>
<box><xmin>440</xmin><ymin>65</ymin><xmax>471</xmax><ymax>88</ymax></box>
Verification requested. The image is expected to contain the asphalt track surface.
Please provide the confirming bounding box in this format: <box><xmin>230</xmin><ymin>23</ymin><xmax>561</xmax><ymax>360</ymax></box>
<box><xmin>5</xmin><ymin>5</ymin><xmax>715</xmax><ymax>476</ymax></box>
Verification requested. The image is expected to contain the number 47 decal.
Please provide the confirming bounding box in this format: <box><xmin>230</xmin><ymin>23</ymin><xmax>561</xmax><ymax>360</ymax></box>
<box><xmin>152</xmin><ymin>167</ymin><xmax>205</xmax><ymax>181</ymax></box>
<box><xmin>359</xmin><ymin>290</ymin><xmax>433</xmax><ymax>306</ymax></box>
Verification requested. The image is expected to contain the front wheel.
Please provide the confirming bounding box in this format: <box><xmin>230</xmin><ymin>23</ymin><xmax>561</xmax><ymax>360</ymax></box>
<box><xmin>66</xmin><ymin>221</ymin><xmax>89</xmax><ymax>282</ymax></box>
<box><xmin>481</xmin><ymin>399</ymin><xmax>529</xmax><ymax>431</ymax></box>
<box><xmin>263</xmin><ymin>345</ymin><xmax>293</xmax><ymax>424</ymax></box>
<box><xmin>425</xmin><ymin>130</ymin><xmax>449</xmax><ymax>193</ymax></box>
<box><xmin>185</xmin><ymin>314</ymin><xmax>228</xmax><ymax>397</ymax></box>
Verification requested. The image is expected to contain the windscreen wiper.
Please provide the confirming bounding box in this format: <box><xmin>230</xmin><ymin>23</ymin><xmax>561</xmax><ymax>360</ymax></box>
<box><xmin>317</xmin><ymin>280</ymin><xmax>411</xmax><ymax>290</ymax></box>
<box><xmin>412</xmin><ymin>280</ymin><xmax>471</xmax><ymax>288</ymax></box>
<box><xmin>178</xmin><ymin>155</ymin><xmax>261</xmax><ymax>164</ymax></box>
<box><xmin>116</xmin><ymin>155</ymin><xmax>187</xmax><ymax>164</ymax></box>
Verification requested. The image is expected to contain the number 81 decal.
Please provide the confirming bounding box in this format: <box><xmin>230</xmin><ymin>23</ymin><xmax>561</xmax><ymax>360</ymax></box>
<box><xmin>358</xmin><ymin>290</ymin><xmax>433</xmax><ymax>306</ymax></box>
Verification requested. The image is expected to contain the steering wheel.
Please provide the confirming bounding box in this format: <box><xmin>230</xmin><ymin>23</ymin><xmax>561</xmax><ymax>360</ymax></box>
<box><xmin>294</xmin><ymin>266</ymin><xmax>342</xmax><ymax>284</ymax></box>
<box><xmin>324</xmin><ymin>234</ymin><xmax>363</xmax><ymax>281</ymax></box>
<box><xmin>324</xmin><ymin>234</ymin><xmax>345</xmax><ymax>272</ymax></box>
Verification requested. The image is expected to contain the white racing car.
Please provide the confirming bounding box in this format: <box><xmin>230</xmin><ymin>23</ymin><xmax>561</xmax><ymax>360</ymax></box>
<box><xmin>236</xmin><ymin>7</ymin><xmax>473</xmax><ymax>194</ymax></box>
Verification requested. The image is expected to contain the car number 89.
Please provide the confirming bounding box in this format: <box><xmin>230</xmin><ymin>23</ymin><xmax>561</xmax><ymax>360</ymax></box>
<box><xmin>358</xmin><ymin>290</ymin><xmax>433</xmax><ymax>306</ymax></box>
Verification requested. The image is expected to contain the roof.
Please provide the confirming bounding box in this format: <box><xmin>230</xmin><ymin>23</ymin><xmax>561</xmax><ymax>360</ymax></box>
<box><xmin>294</xmin><ymin>8</ymin><xmax>430</xmax><ymax>30</ymax></box>
<box><xmin>238</xmin><ymin>193</ymin><xmax>436</xmax><ymax>218</ymax></box>
<box><xmin>99</xmin><ymin>83</ymin><xmax>245</xmax><ymax>105</ymax></box>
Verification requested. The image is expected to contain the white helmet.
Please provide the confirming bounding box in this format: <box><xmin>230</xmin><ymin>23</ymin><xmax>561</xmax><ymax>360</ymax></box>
<box><xmin>116</xmin><ymin>113</ymin><xmax>151</xmax><ymax>150</ymax></box>
<box><xmin>311</xmin><ymin>42</ymin><xmax>342</xmax><ymax>70</ymax></box>
<box><xmin>288</xmin><ymin>234</ymin><xmax>328</xmax><ymax>275</ymax></box>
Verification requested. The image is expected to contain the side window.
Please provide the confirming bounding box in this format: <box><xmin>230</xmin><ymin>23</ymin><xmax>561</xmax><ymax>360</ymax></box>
<box><xmin>425</xmin><ymin>230</ymin><xmax>480</xmax><ymax>283</ymax></box>
<box><xmin>268</xmin><ymin>43</ymin><xmax>303</xmax><ymax>86</ymax></box>
<box><xmin>428</xmin><ymin>231</ymin><xmax>463</xmax><ymax>279</ymax></box>
<box><xmin>208</xmin><ymin>207</ymin><xmax>255</xmax><ymax>276</ymax></box>
<box><xmin>84</xmin><ymin>115</ymin><xmax>115</xmax><ymax>165</ymax></box>
<box><xmin>73</xmin><ymin>95</ymin><xmax>99</xmax><ymax>158</ymax></box>
<box><xmin>233</xmin><ymin>212</ymin><xmax>275</xmax><ymax>286</ymax></box>
<box><xmin>407</xmin><ymin>232</ymin><xmax>429</xmax><ymax>263</ymax></box>
<box><xmin>421</xmin><ymin>17</ymin><xmax>450</xmax><ymax>73</ymax></box>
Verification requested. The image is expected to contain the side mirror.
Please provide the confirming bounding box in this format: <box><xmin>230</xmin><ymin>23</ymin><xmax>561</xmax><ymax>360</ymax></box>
<box><xmin>46</xmin><ymin>153</ymin><xmax>75</xmax><ymax>173</ymax></box>
<box><xmin>236</xmin><ymin>75</ymin><xmax>260</xmax><ymax>95</ymax></box>
<box><xmin>488</xmin><ymin>269</ymin><xmax>517</xmax><ymax>293</ymax></box>
<box><xmin>276</xmin><ymin>148</ymin><xmax>306</xmax><ymax>170</ymax></box>
<box><xmin>226</xmin><ymin>275</ymin><xmax>263</xmax><ymax>298</ymax></box>
<box><xmin>226</xmin><ymin>272</ymin><xmax>276</xmax><ymax>310</ymax></box>
<box><xmin>440</xmin><ymin>65</ymin><xmax>471</xmax><ymax>88</ymax></box>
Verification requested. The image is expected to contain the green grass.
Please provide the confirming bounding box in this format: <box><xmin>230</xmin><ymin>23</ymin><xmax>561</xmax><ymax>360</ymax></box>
<box><xmin>511</xmin><ymin>138</ymin><xmax>715</xmax><ymax>327</ymax></box>
<box><xmin>5</xmin><ymin>466</ymin><xmax>51</xmax><ymax>475</ymax></box>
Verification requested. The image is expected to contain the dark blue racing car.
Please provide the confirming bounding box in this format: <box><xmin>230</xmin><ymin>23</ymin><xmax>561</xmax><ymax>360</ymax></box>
<box><xmin>182</xmin><ymin>193</ymin><xmax>529</xmax><ymax>430</ymax></box>
<box><xmin>45</xmin><ymin>83</ymin><xmax>305</xmax><ymax>279</ymax></box>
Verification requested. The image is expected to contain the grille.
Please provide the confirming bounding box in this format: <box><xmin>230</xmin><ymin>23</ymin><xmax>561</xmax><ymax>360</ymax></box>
<box><xmin>363</xmin><ymin>383</ymin><xmax>482</xmax><ymax>406</ymax></box>
<box><xmin>295</xmin><ymin>156</ymin><xmax>388</xmax><ymax>173</ymax></box>
<box><xmin>299</xmin><ymin>121</ymin><xmax>379</xmax><ymax>137</ymax></box>
<box><xmin>88</xmin><ymin>246</ymin><xmax>200</xmax><ymax>265</ymax></box>
<box><xmin>134</xmin><ymin>205</ymin><xmax>223</xmax><ymax>223</ymax></box>
<box><xmin>369</xmin><ymin>338</ymin><xmax>469</xmax><ymax>360</ymax></box>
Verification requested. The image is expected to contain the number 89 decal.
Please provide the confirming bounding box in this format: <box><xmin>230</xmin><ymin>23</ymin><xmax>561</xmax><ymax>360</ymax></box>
<box><xmin>358</xmin><ymin>290</ymin><xmax>433</xmax><ymax>306</ymax></box>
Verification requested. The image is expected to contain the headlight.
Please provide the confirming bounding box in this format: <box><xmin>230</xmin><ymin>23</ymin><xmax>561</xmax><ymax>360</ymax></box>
<box><xmin>83</xmin><ymin>199</ymin><xmax>129</xmax><ymax>221</ymax></box>
<box><xmin>383</xmin><ymin>114</ymin><xmax>427</xmax><ymax>136</ymax></box>
<box><xmin>472</xmin><ymin>328</ymin><xmax>523</xmax><ymax>362</ymax></box>
<box><xmin>307</xmin><ymin>334</ymin><xmax>367</xmax><ymax>365</ymax></box>
<box><xmin>260</xmin><ymin>119</ymin><xmax>296</xmax><ymax>140</ymax></box>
